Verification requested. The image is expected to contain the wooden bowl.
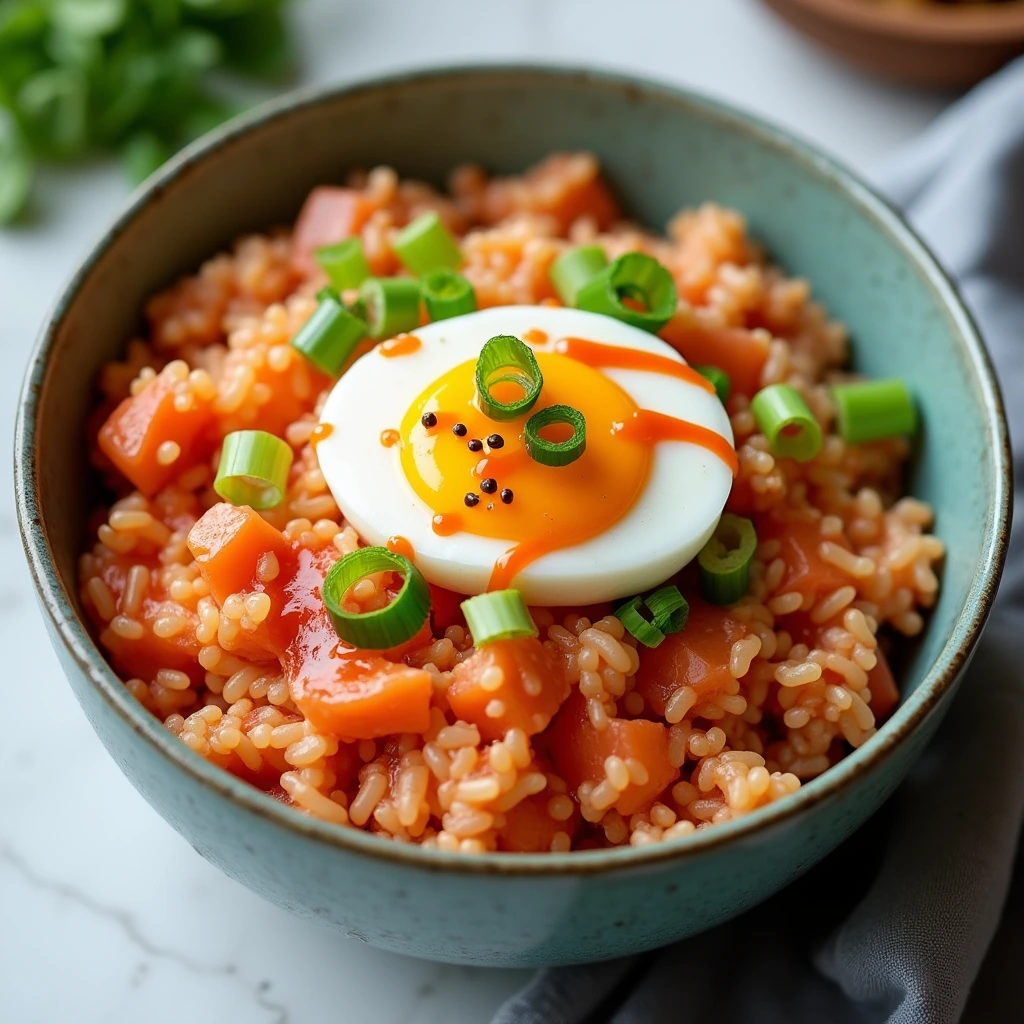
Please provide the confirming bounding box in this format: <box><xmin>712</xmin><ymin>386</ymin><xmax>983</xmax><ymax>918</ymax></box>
<box><xmin>762</xmin><ymin>0</ymin><xmax>1024</xmax><ymax>86</ymax></box>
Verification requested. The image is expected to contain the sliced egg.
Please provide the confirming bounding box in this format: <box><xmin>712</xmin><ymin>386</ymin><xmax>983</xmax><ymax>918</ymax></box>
<box><xmin>317</xmin><ymin>306</ymin><xmax>734</xmax><ymax>605</ymax></box>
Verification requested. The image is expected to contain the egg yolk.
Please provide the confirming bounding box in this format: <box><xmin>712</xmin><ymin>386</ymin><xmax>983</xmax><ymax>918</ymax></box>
<box><xmin>399</xmin><ymin>351</ymin><xmax>651</xmax><ymax>589</ymax></box>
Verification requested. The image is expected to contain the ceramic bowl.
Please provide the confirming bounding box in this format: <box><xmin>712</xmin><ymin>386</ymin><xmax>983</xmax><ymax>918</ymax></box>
<box><xmin>762</xmin><ymin>0</ymin><xmax>1024</xmax><ymax>87</ymax></box>
<box><xmin>14</xmin><ymin>65</ymin><xmax>1009</xmax><ymax>967</ymax></box>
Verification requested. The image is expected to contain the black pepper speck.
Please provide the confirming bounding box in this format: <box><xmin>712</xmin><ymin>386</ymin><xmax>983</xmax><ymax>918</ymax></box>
<box><xmin>468</xmin><ymin>438</ymin><xmax>483</xmax><ymax>453</ymax></box>
<box><xmin>486</xmin><ymin>434</ymin><xmax>504</xmax><ymax>449</ymax></box>
<box><xmin>420</xmin><ymin>412</ymin><xmax>437</xmax><ymax>429</ymax></box>
<box><xmin>481</xmin><ymin>478</ymin><xmax>497</xmax><ymax>494</ymax></box>
<box><xmin>464</xmin><ymin>492</ymin><xmax>480</xmax><ymax>507</ymax></box>
<box><xmin>500</xmin><ymin>488</ymin><xmax>514</xmax><ymax>504</ymax></box>
<box><xmin>452</xmin><ymin>422</ymin><xmax>468</xmax><ymax>437</ymax></box>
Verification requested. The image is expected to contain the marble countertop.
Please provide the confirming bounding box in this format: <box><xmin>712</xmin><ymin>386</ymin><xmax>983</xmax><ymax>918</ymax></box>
<box><xmin>0</xmin><ymin>2</ymin><xmax>951</xmax><ymax>1021</ymax></box>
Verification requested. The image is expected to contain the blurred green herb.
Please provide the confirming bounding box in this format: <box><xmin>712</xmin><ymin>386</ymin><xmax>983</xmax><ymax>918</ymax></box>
<box><xmin>0</xmin><ymin>0</ymin><xmax>297</xmax><ymax>222</ymax></box>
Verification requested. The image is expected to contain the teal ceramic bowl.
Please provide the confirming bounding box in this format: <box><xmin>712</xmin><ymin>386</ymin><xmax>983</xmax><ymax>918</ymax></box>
<box><xmin>15</xmin><ymin>66</ymin><xmax>1010</xmax><ymax>967</ymax></box>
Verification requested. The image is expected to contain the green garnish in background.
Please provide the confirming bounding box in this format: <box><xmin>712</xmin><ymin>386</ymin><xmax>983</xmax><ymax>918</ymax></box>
<box><xmin>0</xmin><ymin>0</ymin><xmax>298</xmax><ymax>223</ymax></box>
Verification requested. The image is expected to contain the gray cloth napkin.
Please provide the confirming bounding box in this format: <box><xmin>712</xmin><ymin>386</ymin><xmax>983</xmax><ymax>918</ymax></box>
<box><xmin>492</xmin><ymin>59</ymin><xmax>1024</xmax><ymax>1024</ymax></box>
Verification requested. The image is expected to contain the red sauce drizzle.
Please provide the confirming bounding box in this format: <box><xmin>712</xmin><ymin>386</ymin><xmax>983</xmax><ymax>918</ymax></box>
<box><xmin>432</xmin><ymin>513</ymin><xmax>462</xmax><ymax>536</ymax></box>
<box><xmin>613</xmin><ymin>410</ymin><xmax>739</xmax><ymax>476</ymax></box>
<box><xmin>386</xmin><ymin>535</ymin><xmax>416</xmax><ymax>560</ymax></box>
<box><xmin>554</xmin><ymin>336</ymin><xmax>715</xmax><ymax>395</ymax></box>
<box><xmin>380</xmin><ymin>429</ymin><xmax>400</xmax><ymax>448</ymax></box>
<box><xmin>379</xmin><ymin>333</ymin><xmax>422</xmax><ymax>358</ymax></box>
<box><xmin>310</xmin><ymin>422</ymin><xmax>333</xmax><ymax>451</ymax></box>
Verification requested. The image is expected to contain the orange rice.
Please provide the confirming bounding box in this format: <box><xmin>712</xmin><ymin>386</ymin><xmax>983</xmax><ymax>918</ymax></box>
<box><xmin>78</xmin><ymin>153</ymin><xmax>943</xmax><ymax>853</ymax></box>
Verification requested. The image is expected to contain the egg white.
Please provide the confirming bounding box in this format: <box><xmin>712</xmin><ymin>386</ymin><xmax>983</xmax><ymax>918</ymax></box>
<box><xmin>317</xmin><ymin>306</ymin><xmax>734</xmax><ymax>606</ymax></box>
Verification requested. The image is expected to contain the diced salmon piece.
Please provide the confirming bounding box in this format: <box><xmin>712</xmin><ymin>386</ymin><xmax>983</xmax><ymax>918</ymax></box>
<box><xmin>497</xmin><ymin>791</ymin><xmax>580</xmax><ymax>853</ymax></box>
<box><xmin>291</xmin><ymin>187</ymin><xmax>375</xmax><ymax>275</ymax></box>
<box><xmin>634</xmin><ymin>598</ymin><xmax>750</xmax><ymax>715</ymax></box>
<box><xmin>545</xmin><ymin>692</ymin><xmax>678</xmax><ymax>815</ymax></box>
<box><xmin>868</xmin><ymin>647</ymin><xmax>900</xmax><ymax>721</ymax></box>
<box><xmin>659</xmin><ymin>318</ymin><xmax>769</xmax><ymax>398</ymax></box>
<box><xmin>447</xmin><ymin>637</ymin><xmax>569</xmax><ymax>742</ymax></box>
<box><xmin>187</xmin><ymin>503</ymin><xmax>292</xmax><ymax>606</ymax></box>
<box><xmin>98</xmin><ymin>367</ymin><xmax>215</xmax><ymax>495</ymax></box>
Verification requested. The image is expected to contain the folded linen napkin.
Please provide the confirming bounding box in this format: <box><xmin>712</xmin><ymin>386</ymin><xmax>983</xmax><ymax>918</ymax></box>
<box><xmin>492</xmin><ymin>58</ymin><xmax>1024</xmax><ymax>1024</ymax></box>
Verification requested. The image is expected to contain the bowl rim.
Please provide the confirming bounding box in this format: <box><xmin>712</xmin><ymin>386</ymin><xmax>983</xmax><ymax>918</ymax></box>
<box><xmin>14</xmin><ymin>62</ymin><xmax>1011</xmax><ymax>877</ymax></box>
<box><xmin>768</xmin><ymin>0</ymin><xmax>1024</xmax><ymax>42</ymax></box>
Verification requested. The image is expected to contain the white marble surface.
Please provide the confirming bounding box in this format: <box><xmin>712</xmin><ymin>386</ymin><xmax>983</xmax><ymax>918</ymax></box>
<box><xmin>0</xmin><ymin>2</ymin><xmax>952</xmax><ymax>1021</ymax></box>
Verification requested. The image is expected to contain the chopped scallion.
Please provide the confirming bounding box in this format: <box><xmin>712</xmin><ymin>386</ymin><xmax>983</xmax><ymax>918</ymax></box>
<box><xmin>616</xmin><ymin>585</ymin><xmax>690</xmax><ymax>647</ymax></box>
<box><xmin>315</xmin><ymin>237</ymin><xmax>371</xmax><ymax>290</ymax></box>
<box><xmin>359</xmin><ymin>277</ymin><xmax>422</xmax><ymax>339</ymax></box>
<box><xmin>831</xmin><ymin>379</ymin><xmax>917</xmax><ymax>445</ymax></box>
<box><xmin>645</xmin><ymin>585</ymin><xmax>689</xmax><ymax>634</ymax></box>
<box><xmin>393</xmin><ymin>211</ymin><xmax>462</xmax><ymax>274</ymax></box>
<box><xmin>214</xmin><ymin>430</ymin><xmax>293</xmax><ymax>510</ymax></box>
<box><xmin>323</xmin><ymin>547</ymin><xmax>431</xmax><ymax>649</ymax></box>
<box><xmin>694</xmin><ymin>365</ymin><xmax>731</xmax><ymax>404</ymax></box>
<box><xmin>698</xmin><ymin>514</ymin><xmax>758</xmax><ymax>605</ymax></box>
<box><xmin>524</xmin><ymin>404</ymin><xmax>587</xmax><ymax>467</ymax></box>
<box><xmin>549</xmin><ymin>245</ymin><xmax>608</xmax><ymax>306</ymax></box>
<box><xmin>475</xmin><ymin>335</ymin><xmax>543</xmax><ymax>421</ymax></box>
<box><xmin>615</xmin><ymin>597</ymin><xmax>666</xmax><ymax>648</ymax></box>
<box><xmin>290</xmin><ymin>294</ymin><xmax>368</xmax><ymax>376</ymax></box>
<box><xmin>461</xmin><ymin>590</ymin><xmax>538</xmax><ymax>646</ymax></box>
<box><xmin>750</xmin><ymin>383</ymin><xmax>822</xmax><ymax>462</ymax></box>
<box><xmin>574</xmin><ymin>252</ymin><xmax>677</xmax><ymax>333</ymax></box>
<box><xmin>422</xmin><ymin>267</ymin><xmax>477</xmax><ymax>321</ymax></box>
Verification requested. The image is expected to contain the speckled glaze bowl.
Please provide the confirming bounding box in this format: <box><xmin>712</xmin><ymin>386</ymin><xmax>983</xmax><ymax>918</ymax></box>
<box><xmin>15</xmin><ymin>66</ymin><xmax>1010</xmax><ymax>967</ymax></box>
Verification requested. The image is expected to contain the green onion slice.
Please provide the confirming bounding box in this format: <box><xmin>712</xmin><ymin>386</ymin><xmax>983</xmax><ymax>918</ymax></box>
<box><xmin>698</xmin><ymin>514</ymin><xmax>758</xmax><ymax>606</ymax></box>
<box><xmin>524</xmin><ymin>405</ymin><xmax>587</xmax><ymax>467</ymax></box>
<box><xmin>461</xmin><ymin>590</ymin><xmax>538</xmax><ymax>646</ymax></box>
<box><xmin>549</xmin><ymin>245</ymin><xmax>608</xmax><ymax>306</ymax></box>
<box><xmin>574</xmin><ymin>253</ymin><xmax>678</xmax><ymax>333</ymax></box>
<box><xmin>290</xmin><ymin>294</ymin><xmax>368</xmax><ymax>376</ymax></box>
<box><xmin>422</xmin><ymin>267</ymin><xmax>477</xmax><ymax>322</ymax></box>
<box><xmin>315</xmin><ymin>238</ymin><xmax>371</xmax><ymax>290</ymax></box>
<box><xmin>615</xmin><ymin>596</ymin><xmax>666</xmax><ymax>649</ymax></box>
<box><xmin>831</xmin><ymin>379</ymin><xmax>917</xmax><ymax>445</ymax></box>
<box><xmin>615</xmin><ymin>585</ymin><xmax>690</xmax><ymax>648</ymax></box>
<box><xmin>214</xmin><ymin>430</ymin><xmax>293</xmax><ymax>510</ymax></box>
<box><xmin>475</xmin><ymin>335</ymin><xmax>543</xmax><ymax>422</ymax></box>
<box><xmin>645</xmin><ymin>585</ymin><xmax>689</xmax><ymax>634</ymax></box>
<box><xmin>750</xmin><ymin>383</ymin><xmax>822</xmax><ymax>462</ymax></box>
<box><xmin>359</xmin><ymin>277</ymin><xmax>422</xmax><ymax>340</ymax></box>
<box><xmin>393</xmin><ymin>211</ymin><xmax>463</xmax><ymax>275</ymax></box>
<box><xmin>322</xmin><ymin>548</ymin><xmax>431</xmax><ymax>649</ymax></box>
<box><xmin>694</xmin><ymin>365</ymin><xmax>731</xmax><ymax>404</ymax></box>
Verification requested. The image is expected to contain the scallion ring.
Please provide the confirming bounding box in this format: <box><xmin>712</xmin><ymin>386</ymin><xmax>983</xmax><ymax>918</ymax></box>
<box><xmin>315</xmin><ymin>237</ymin><xmax>371</xmax><ymax>290</ymax></box>
<box><xmin>322</xmin><ymin>548</ymin><xmax>431</xmax><ymax>649</ymax></box>
<box><xmin>645</xmin><ymin>585</ymin><xmax>689</xmax><ymax>634</ymax></box>
<box><xmin>750</xmin><ymin>383</ymin><xmax>822</xmax><ymax>462</ymax></box>
<box><xmin>475</xmin><ymin>334</ymin><xmax>543</xmax><ymax>422</ymax></box>
<box><xmin>574</xmin><ymin>252</ymin><xmax>678</xmax><ymax>333</ymax></box>
<box><xmin>393</xmin><ymin>211</ymin><xmax>463</xmax><ymax>274</ymax></box>
<box><xmin>614</xmin><ymin>596</ymin><xmax>666</xmax><ymax>648</ymax></box>
<box><xmin>698</xmin><ymin>514</ymin><xmax>758</xmax><ymax>606</ymax></box>
<box><xmin>290</xmin><ymin>293</ymin><xmax>368</xmax><ymax>376</ymax></box>
<box><xmin>422</xmin><ymin>267</ymin><xmax>477</xmax><ymax>322</ymax></box>
<box><xmin>694</xmin><ymin>365</ymin><xmax>731</xmax><ymax>404</ymax></box>
<box><xmin>549</xmin><ymin>245</ymin><xmax>608</xmax><ymax>306</ymax></box>
<box><xmin>359</xmin><ymin>277</ymin><xmax>422</xmax><ymax>340</ymax></box>
<box><xmin>524</xmin><ymin>405</ymin><xmax>586</xmax><ymax>467</ymax></box>
<box><xmin>461</xmin><ymin>590</ymin><xmax>538</xmax><ymax>647</ymax></box>
<box><xmin>830</xmin><ymin>379</ymin><xmax>917</xmax><ymax>445</ymax></box>
<box><xmin>214</xmin><ymin>430</ymin><xmax>293</xmax><ymax>510</ymax></box>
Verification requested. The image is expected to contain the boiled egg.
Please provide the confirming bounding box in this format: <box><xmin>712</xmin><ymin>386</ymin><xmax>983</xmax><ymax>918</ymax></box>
<box><xmin>316</xmin><ymin>306</ymin><xmax>735</xmax><ymax>606</ymax></box>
